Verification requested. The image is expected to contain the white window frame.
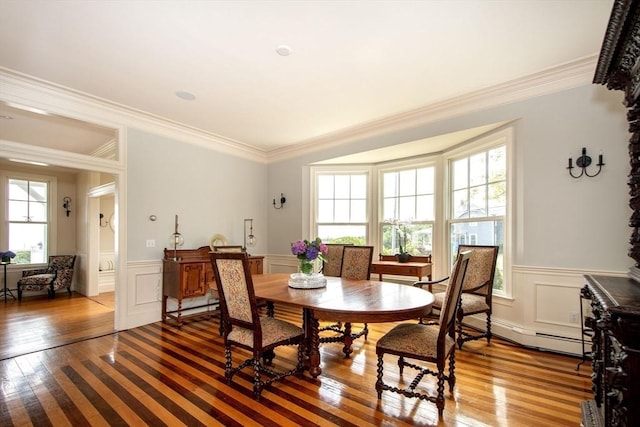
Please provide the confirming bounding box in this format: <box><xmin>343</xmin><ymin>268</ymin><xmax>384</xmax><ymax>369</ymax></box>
<box><xmin>377</xmin><ymin>158</ymin><xmax>438</xmax><ymax>256</ymax></box>
<box><xmin>310</xmin><ymin>166</ymin><xmax>373</xmax><ymax>245</ymax></box>
<box><xmin>308</xmin><ymin>127</ymin><xmax>513</xmax><ymax>298</ymax></box>
<box><xmin>1</xmin><ymin>170</ymin><xmax>58</xmax><ymax>266</ymax></box>
<box><xmin>444</xmin><ymin>128</ymin><xmax>513</xmax><ymax>297</ymax></box>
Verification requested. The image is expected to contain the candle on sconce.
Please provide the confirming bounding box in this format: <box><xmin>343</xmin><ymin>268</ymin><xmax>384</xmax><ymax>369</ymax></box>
<box><xmin>568</xmin><ymin>157</ymin><xmax>573</xmax><ymax>168</ymax></box>
<box><xmin>598</xmin><ymin>152</ymin><xmax>604</xmax><ymax>165</ymax></box>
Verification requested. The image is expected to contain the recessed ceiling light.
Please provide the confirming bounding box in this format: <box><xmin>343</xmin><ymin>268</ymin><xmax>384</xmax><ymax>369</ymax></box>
<box><xmin>276</xmin><ymin>45</ymin><xmax>292</xmax><ymax>56</ymax></box>
<box><xmin>176</xmin><ymin>91</ymin><xmax>196</xmax><ymax>101</ymax></box>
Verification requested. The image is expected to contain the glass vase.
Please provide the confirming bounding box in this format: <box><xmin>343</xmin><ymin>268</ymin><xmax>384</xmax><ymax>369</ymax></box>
<box><xmin>299</xmin><ymin>259</ymin><xmax>314</xmax><ymax>275</ymax></box>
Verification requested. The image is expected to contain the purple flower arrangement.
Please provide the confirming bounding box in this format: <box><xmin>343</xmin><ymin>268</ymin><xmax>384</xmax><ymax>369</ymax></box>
<box><xmin>291</xmin><ymin>238</ymin><xmax>328</xmax><ymax>262</ymax></box>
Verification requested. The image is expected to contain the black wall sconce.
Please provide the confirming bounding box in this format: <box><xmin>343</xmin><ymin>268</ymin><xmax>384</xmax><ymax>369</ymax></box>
<box><xmin>273</xmin><ymin>193</ymin><xmax>286</xmax><ymax>209</ymax></box>
<box><xmin>567</xmin><ymin>147</ymin><xmax>604</xmax><ymax>178</ymax></box>
<box><xmin>62</xmin><ymin>197</ymin><xmax>71</xmax><ymax>217</ymax></box>
<box><xmin>99</xmin><ymin>213</ymin><xmax>108</xmax><ymax>228</ymax></box>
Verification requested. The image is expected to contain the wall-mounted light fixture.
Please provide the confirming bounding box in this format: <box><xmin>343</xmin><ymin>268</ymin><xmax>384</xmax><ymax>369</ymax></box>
<box><xmin>62</xmin><ymin>197</ymin><xmax>72</xmax><ymax>217</ymax></box>
<box><xmin>568</xmin><ymin>147</ymin><xmax>605</xmax><ymax>178</ymax></box>
<box><xmin>244</xmin><ymin>218</ymin><xmax>256</xmax><ymax>253</ymax></box>
<box><xmin>99</xmin><ymin>213</ymin><xmax>108</xmax><ymax>228</ymax></box>
<box><xmin>169</xmin><ymin>214</ymin><xmax>184</xmax><ymax>260</ymax></box>
<box><xmin>273</xmin><ymin>193</ymin><xmax>286</xmax><ymax>209</ymax></box>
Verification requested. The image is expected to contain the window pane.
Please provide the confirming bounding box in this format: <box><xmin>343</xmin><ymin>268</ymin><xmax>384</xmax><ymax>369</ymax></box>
<box><xmin>317</xmin><ymin>200</ymin><xmax>334</xmax><ymax>222</ymax></box>
<box><xmin>30</xmin><ymin>182</ymin><xmax>47</xmax><ymax>201</ymax></box>
<box><xmin>488</xmin><ymin>182</ymin><xmax>506</xmax><ymax>216</ymax></box>
<box><xmin>30</xmin><ymin>201</ymin><xmax>48</xmax><ymax>222</ymax></box>
<box><xmin>450</xmin><ymin>220</ymin><xmax>504</xmax><ymax>291</ymax></box>
<box><xmin>399</xmin><ymin>169</ymin><xmax>416</xmax><ymax>196</ymax></box>
<box><xmin>452</xmin><ymin>158</ymin><xmax>468</xmax><ymax>190</ymax></box>
<box><xmin>411</xmin><ymin>223</ymin><xmax>433</xmax><ymax>255</ymax></box>
<box><xmin>8</xmin><ymin>200</ymin><xmax>28</xmax><ymax>221</ymax></box>
<box><xmin>334</xmin><ymin>200</ymin><xmax>350</xmax><ymax>222</ymax></box>
<box><xmin>416</xmin><ymin>167</ymin><xmax>434</xmax><ymax>194</ymax></box>
<box><xmin>381</xmin><ymin>222</ymin><xmax>433</xmax><ymax>256</ymax></box>
<box><xmin>488</xmin><ymin>146</ymin><xmax>506</xmax><ymax>182</ymax></box>
<box><xmin>8</xmin><ymin>179</ymin><xmax>28</xmax><ymax>200</ymax></box>
<box><xmin>351</xmin><ymin>175</ymin><xmax>367</xmax><ymax>198</ymax></box>
<box><xmin>318</xmin><ymin>176</ymin><xmax>334</xmax><ymax>198</ymax></box>
<box><xmin>453</xmin><ymin>189</ymin><xmax>468</xmax><ymax>218</ymax></box>
<box><xmin>317</xmin><ymin>225</ymin><xmax>366</xmax><ymax>245</ymax></box>
<box><xmin>398</xmin><ymin>196</ymin><xmax>415</xmax><ymax>221</ymax></box>
<box><xmin>334</xmin><ymin>176</ymin><xmax>350</xmax><ymax>199</ymax></box>
<box><xmin>351</xmin><ymin>200</ymin><xmax>366</xmax><ymax>222</ymax></box>
<box><xmin>469</xmin><ymin>153</ymin><xmax>486</xmax><ymax>186</ymax></box>
<box><xmin>383</xmin><ymin>172</ymin><xmax>398</xmax><ymax>198</ymax></box>
<box><xmin>383</xmin><ymin>198</ymin><xmax>397</xmax><ymax>222</ymax></box>
<box><xmin>9</xmin><ymin>222</ymin><xmax>47</xmax><ymax>264</ymax></box>
<box><xmin>416</xmin><ymin>195</ymin><xmax>434</xmax><ymax>221</ymax></box>
<box><xmin>469</xmin><ymin>185</ymin><xmax>487</xmax><ymax>218</ymax></box>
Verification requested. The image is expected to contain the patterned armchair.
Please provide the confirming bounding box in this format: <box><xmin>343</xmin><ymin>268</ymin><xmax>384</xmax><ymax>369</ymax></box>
<box><xmin>209</xmin><ymin>251</ymin><xmax>304</xmax><ymax>399</ymax></box>
<box><xmin>415</xmin><ymin>245</ymin><xmax>499</xmax><ymax>348</ymax></box>
<box><xmin>376</xmin><ymin>251</ymin><xmax>472</xmax><ymax>418</ymax></box>
<box><xmin>17</xmin><ymin>255</ymin><xmax>77</xmax><ymax>301</ymax></box>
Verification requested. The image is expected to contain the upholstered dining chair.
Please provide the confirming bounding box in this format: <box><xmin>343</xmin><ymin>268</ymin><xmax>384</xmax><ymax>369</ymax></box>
<box><xmin>209</xmin><ymin>251</ymin><xmax>305</xmax><ymax>400</ymax></box>
<box><xmin>375</xmin><ymin>250</ymin><xmax>471</xmax><ymax>418</ymax></box>
<box><xmin>415</xmin><ymin>245</ymin><xmax>499</xmax><ymax>349</ymax></box>
<box><xmin>321</xmin><ymin>243</ymin><xmax>351</xmax><ymax>277</ymax></box>
<box><xmin>17</xmin><ymin>255</ymin><xmax>77</xmax><ymax>301</ymax></box>
<box><xmin>319</xmin><ymin>245</ymin><xmax>374</xmax><ymax>355</ymax></box>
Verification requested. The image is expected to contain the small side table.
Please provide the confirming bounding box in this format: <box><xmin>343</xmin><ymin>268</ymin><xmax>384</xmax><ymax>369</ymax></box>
<box><xmin>1</xmin><ymin>262</ymin><xmax>15</xmax><ymax>302</ymax></box>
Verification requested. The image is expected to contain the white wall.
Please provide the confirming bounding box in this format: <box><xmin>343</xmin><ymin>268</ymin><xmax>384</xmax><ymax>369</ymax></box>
<box><xmin>126</xmin><ymin>128</ymin><xmax>268</xmax><ymax>260</ymax></box>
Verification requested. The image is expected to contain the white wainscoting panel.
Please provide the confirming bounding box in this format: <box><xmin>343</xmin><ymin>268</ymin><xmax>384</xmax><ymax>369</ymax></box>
<box><xmin>124</xmin><ymin>260</ymin><xmax>162</xmax><ymax>329</ymax></box>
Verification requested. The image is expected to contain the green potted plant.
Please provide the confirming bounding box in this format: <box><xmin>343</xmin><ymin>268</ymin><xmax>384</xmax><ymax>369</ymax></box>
<box><xmin>395</xmin><ymin>224</ymin><xmax>410</xmax><ymax>263</ymax></box>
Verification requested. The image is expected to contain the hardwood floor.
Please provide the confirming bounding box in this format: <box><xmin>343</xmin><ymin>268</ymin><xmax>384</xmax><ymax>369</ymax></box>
<box><xmin>0</xmin><ymin>298</ymin><xmax>593</xmax><ymax>426</ymax></box>
<box><xmin>0</xmin><ymin>292</ymin><xmax>115</xmax><ymax>361</ymax></box>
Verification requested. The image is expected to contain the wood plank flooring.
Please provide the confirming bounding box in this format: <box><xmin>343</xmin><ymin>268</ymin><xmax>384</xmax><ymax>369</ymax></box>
<box><xmin>0</xmin><ymin>292</ymin><xmax>115</xmax><ymax>361</ymax></box>
<box><xmin>0</xmin><ymin>296</ymin><xmax>593</xmax><ymax>426</ymax></box>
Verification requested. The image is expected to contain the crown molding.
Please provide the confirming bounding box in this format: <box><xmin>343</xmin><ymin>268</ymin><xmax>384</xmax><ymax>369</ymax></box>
<box><xmin>1</xmin><ymin>56</ymin><xmax>597</xmax><ymax>166</ymax></box>
<box><xmin>0</xmin><ymin>67</ymin><xmax>268</xmax><ymax>164</ymax></box>
<box><xmin>266</xmin><ymin>55</ymin><xmax>599</xmax><ymax>163</ymax></box>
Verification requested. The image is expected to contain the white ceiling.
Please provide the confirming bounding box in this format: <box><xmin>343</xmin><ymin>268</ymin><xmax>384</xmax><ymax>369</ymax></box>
<box><xmin>0</xmin><ymin>0</ymin><xmax>613</xmax><ymax>155</ymax></box>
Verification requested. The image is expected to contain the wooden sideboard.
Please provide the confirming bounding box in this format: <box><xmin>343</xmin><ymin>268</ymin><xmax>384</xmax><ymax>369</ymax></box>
<box><xmin>162</xmin><ymin>246</ymin><xmax>264</xmax><ymax>326</ymax></box>
<box><xmin>581</xmin><ymin>275</ymin><xmax>640</xmax><ymax>427</ymax></box>
<box><xmin>370</xmin><ymin>254</ymin><xmax>432</xmax><ymax>281</ymax></box>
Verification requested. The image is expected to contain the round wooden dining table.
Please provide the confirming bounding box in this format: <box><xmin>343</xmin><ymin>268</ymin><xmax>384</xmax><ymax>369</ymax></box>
<box><xmin>252</xmin><ymin>273</ymin><xmax>435</xmax><ymax>378</ymax></box>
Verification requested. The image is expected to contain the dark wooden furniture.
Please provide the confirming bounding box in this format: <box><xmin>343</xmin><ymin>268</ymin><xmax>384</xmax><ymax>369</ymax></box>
<box><xmin>376</xmin><ymin>251</ymin><xmax>471</xmax><ymax>418</ymax></box>
<box><xmin>162</xmin><ymin>246</ymin><xmax>264</xmax><ymax>326</ymax></box>
<box><xmin>370</xmin><ymin>254</ymin><xmax>432</xmax><ymax>281</ymax></box>
<box><xmin>594</xmin><ymin>0</ymin><xmax>640</xmax><ymax>279</ymax></box>
<box><xmin>581</xmin><ymin>275</ymin><xmax>640</xmax><ymax>427</ymax></box>
<box><xmin>252</xmin><ymin>273</ymin><xmax>435</xmax><ymax>378</ymax></box>
<box><xmin>587</xmin><ymin>2</ymin><xmax>640</xmax><ymax>425</ymax></box>
<box><xmin>209</xmin><ymin>252</ymin><xmax>304</xmax><ymax>399</ymax></box>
